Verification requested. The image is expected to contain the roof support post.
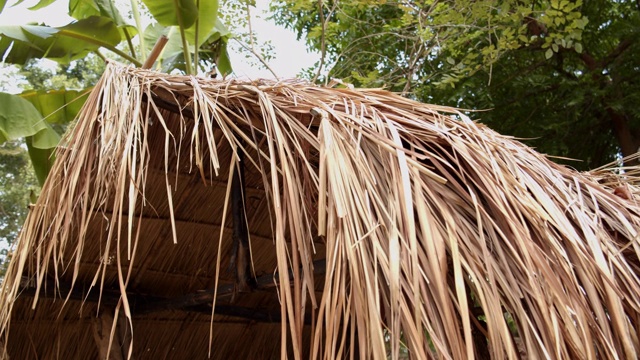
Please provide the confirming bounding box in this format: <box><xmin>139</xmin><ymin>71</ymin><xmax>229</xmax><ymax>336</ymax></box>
<box><xmin>230</xmin><ymin>140</ymin><xmax>256</xmax><ymax>295</ymax></box>
<box><xmin>92</xmin><ymin>310</ymin><xmax>133</xmax><ymax>360</ymax></box>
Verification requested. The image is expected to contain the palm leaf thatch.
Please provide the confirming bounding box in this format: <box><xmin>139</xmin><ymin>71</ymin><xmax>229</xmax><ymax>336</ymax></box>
<box><xmin>2</xmin><ymin>62</ymin><xmax>640</xmax><ymax>359</ymax></box>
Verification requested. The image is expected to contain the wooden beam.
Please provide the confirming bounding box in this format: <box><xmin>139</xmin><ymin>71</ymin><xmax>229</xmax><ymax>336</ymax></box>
<box><xmin>230</xmin><ymin>140</ymin><xmax>255</xmax><ymax>293</ymax></box>
<box><xmin>136</xmin><ymin>259</ymin><xmax>326</xmax><ymax>314</ymax></box>
<box><xmin>18</xmin><ymin>259</ymin><xmax>326</xmax><ymax>324</ymax></box>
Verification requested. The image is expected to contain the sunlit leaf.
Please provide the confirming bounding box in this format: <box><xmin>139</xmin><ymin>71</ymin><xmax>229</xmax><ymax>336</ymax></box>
<box><xmin>69</xmin><ymin>0</ymin><xmax>131</xmax><ymax>30</ymax></box>
<box><xmin>28</xmin><ymin>0</ymin><xmax>56</xmax><ymax>10</ymax></box>
<box><xmin>25</xmin><ymin>135</ymin><xmax>56</xmax><ymax>186</ymax></box>
<box><xmin>0</xmin><ymin>16</ymin><xmax>122</xmax><ymax>64</ymax></box>
<box><xmin>20</xmin><ymin>88</ymin><xmax>90</xmax><ymax>124</ymax></box>
<box><xmin>184</xmin><ymin>0</ymin><xmax>219</xmax><ymax>47</ymax></box>
<box><xmin>0</xmin><ymin>92</ymin><xmax>48</xmax><ymax>143</ymax></box>
<box><xmin>216</xmin><ymin>41</ymin><xmax>232</xmax><ymax>76</ymax></box>
<box><xmin>31</xmin><ymin>126</ymin><xmax>60</xmax><ymax>149</ymax></box>
<box><xmin>142</xmin><ymin>0</ymin><xmax>198</xmax><ymax>28</ymax></box>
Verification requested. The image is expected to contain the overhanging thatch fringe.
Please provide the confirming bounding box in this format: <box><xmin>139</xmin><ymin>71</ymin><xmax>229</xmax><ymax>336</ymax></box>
<box><xmin>2</xmin><ymin>62</ymin><xmax>640</xmax><ymax>359</ymax></box>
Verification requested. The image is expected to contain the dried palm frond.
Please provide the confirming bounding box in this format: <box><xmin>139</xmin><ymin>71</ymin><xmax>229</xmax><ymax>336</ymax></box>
<box><xmin>1</xmin><ymin>62</ymin><xmax>640</xmax><ymax>359</ymax></box>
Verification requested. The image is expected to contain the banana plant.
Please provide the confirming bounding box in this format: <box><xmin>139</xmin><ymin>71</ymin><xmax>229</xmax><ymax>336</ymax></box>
<box><xmin>0</xmin><ymin>0</ymin><xmax>232</xmax><ymax>185</ymax></box>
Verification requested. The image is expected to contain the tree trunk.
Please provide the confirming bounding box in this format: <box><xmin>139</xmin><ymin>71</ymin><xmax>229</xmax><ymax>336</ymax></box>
<box><xmin>607</xmin><ymin>108</ymin><xmax>640</xmax><ymax>165</ymax></box>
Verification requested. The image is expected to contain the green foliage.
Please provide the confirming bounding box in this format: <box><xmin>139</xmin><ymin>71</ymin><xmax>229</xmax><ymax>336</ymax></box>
<box><xmin>0</xmin><ymin>56</ymin><xmax>103</xmax><ymax>185</ymax></box>
<box><xmin>0</xmin><ymin>17</ymin><xmax>133</xmax><ymax>65</ymax></box>
<box><xmin>272</xmin><ymin>0</ymin><xmax>640</xmax><ymax>169</ymax></box>
<box><xmin>0</xmin><ymin>93</ymin><xmax>59</xmax><ymax>185</ymax></box>
<box><xmin>21</xmin><ymin>89</ymin><xmax>91</xmax><ymax>124</ymax></box>
<box><xmin>28</xmin><ymin>0</ymin><xmax>57</xmax><ymax>10</ymax></box>
<box><xmin>24</xmin><ymin>135</ymin><xmax>55</xmax><ymax>187</ymax></box>
<box><xmin>219</xmin><ymin>0</ymin><xmax>277</xmax><ymax>76</ymax></box>
<box><xmin>69</xmin><ymin>0</ymin><xmax>129</xmax><ymax>27</ymax></box>
<box><xmin>0</xmin><ymin>141</ymin><xmax>39</xmax><ymax>279</ymax></box>
<box><xmin>20</xmin><ymin>54</ymin><xmax>105</xmax><ymax>91</ymax></box>
<box><xmin>0</xmin><ymin>93</ymin><xmax>41</xmax><ymax>142</ymax></box>
<box><xmin>142</xmin><ymin>0</ymin><xmax>199</xmax><ymax>28</ymax></box>
<box><xmin>185</xmin><ymin>0</ymin><xmax>220</xmax><ymax>47</ymax></box>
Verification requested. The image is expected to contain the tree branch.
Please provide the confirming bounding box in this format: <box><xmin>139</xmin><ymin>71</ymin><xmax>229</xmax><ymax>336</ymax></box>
<box><xmin>580</xmin><ymin>52</ymin><xmax>598</xmax><ymax>71</ymax></box>
<box><xmin>233</xmin><ymin>39</ymin><xmax>280</xmax><ymax>79</ymax></box>
<box><xmin>600</xmin><ymin>37</ymin><xmax>635</xmax><ymax>69</ymax></box>
<box><xmin>136</xmin><ymin>259</ymin><xmax>326</xmax><ymax>314</ymax></box>
<box><xmin>311</xmin><ymin>1</ymin><xmax>337</xmax><ymax>84</ymax></box>
<box><xmin>239</xmin><ymin>4</ymin><xmax>280</xmax><ymax>80</ymax></box>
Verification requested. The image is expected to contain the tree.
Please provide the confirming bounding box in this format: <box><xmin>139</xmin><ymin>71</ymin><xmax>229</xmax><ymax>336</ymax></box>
<box><xmin>0</xmin><ymin>141</ymin><xmax>38</xmax><ymax>279</ymax></box>
<box><xmin>272</xmin><ymin>0</ymin><xmax>640</xmax><ymax>170</ymax></box>
<box><xmin>20</xmin><ymin>55</ymin><xmax>105</xmax><ymax>92</ymax></box>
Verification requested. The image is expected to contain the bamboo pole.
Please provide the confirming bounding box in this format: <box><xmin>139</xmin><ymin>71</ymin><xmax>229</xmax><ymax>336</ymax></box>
<box><xmin>142</xmin><ymin>36</ymin><xmax>169</xmax><ymax>70</ymax></box>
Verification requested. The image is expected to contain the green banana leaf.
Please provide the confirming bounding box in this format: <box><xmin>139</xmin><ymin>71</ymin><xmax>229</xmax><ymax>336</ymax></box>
<box><xmin>0</xmin><ymin>92</ymin><xmax>53</xmax><ymax>142</ymax></box>
<box><xmin>142</xmin><ymin>0</ymin><xmax>198</xmax><ymax>28</ymax></box>
<box><xmin>25</xmin><ymin>135</ymin><xmax>56</xmax><ymax>186</ymax></box>
<box><xmin>184</xmin><ymin>0</ymin><xmax>219</xmax><ymax>47</ymax></box>
<box><xmin>28</xmin><ymin>0</ymin><xmax>56</xmax><ymax>10</ymax></box>
<box><xmin>68</xmin><ymin>0</ymin><xmax>138</xmax><ymax>40</ymax></box>
<box><xmin>0</xmin><ymin>92</ymin><xmax>61</xmax><ymax>185</ymax></box>
<box><xmin>69</xmin><ymin>0</ymin><xmax>125</xmax><ymax>25</ymax></box>
<box><xmin>0</xmin><ymin>16</ymin><xmax>123</xmax><ymax>64</ymax></box>
<box><xmin>20</xmin><ymin>88</ymin><xmax>90</xmax><ymax>124</ymax></box>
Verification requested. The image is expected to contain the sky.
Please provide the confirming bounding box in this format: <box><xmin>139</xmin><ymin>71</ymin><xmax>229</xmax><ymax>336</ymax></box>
<box><xmin>0</xmin><ymin>0</ymin><xmax>320</xmax><ymax>80</ymax></box>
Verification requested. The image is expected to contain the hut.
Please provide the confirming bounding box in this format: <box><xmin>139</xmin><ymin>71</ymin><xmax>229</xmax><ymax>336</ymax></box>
<box><xmin>1</xmin><ymin>62</ymin><xmax>640</xmax><ymax>359</ymax></box>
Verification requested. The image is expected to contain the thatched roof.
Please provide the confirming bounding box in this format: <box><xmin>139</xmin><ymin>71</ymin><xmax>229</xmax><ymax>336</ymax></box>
<box><xmin>2</xmin><ymin>62</ymin><xmax>640</xmax><ymax>359</ymax></box>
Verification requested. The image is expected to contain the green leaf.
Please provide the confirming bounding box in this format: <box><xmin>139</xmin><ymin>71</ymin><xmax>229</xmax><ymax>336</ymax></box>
<box><xmin>142</xmin><ymin>0</ymin><xmax>198</xmax><ymax>28</ymax></box>
<box><xmin>69</xmin><ymin>0</ymin><xmax>129</xmax><ymax>28</ymax></box>
<box><xmin>184</xmin><ymin>0</ymin><xmax>219</xmax><ymax>47</ymax></box>
<box><xmin>574</xmin><ymin>43</ymin><xmax>583</xmax><ymax>53</ymax></box>
<box><xmin>216</xmin><ymin>41</ymin><xmax>232</xmax><ymax>76</ymax></box>
<box><xmin>69</xmin><ymin>0</ymin><xmax>100</xmax><ymax>19</ymax></box>
<box><xmin>29</xmin><ymin>0</ymin><xmax>56</xmax><ymax>10</ymax></box>
<box><xmin>0</xmin><ymin>0</ymin><xmax>8</xmax><ymax>14</ymax></box>
<box><xmin>545</xmin><ymin>48</ymin><xmax>553</xmax><ymax>59</ymax></box>
<box><xmin>551</xmin><ymin>43</ymin><xmax>558</xmax><ymax>52</ymax></box>
<box><xmin>30</xmin><ymin>189</ymin><xmax>39</xmax><ymax>205</ymax></box>
<box><xmin>25</xmin><ymin>135</ymin><xmax>56</xmax><ymax>186</ymax></box>
<box><xmin>20</xmin><ymin>89</ymin><xmax>90</xmax><ymax>124</ymax></box>
<box><xmin>31</xmin><ymin>126</ymin><xmax>60</xmax><ymax>149</ymax></box>
<box><xmin>0</xmin><ymin>92</ymin><xmax>49</xmax><ymax>143</ymax></box>
<box><xmin>11</xmin><ymin>0</ymin><xmax>27</xmax><ymax>7</ymax></box>
<box><xmin>0</xmin><ymin>16</ymin><xmax>124</xmax><ymax>64</ymax></box>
